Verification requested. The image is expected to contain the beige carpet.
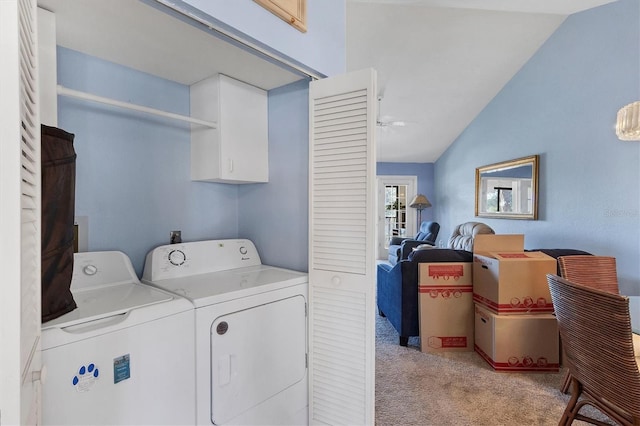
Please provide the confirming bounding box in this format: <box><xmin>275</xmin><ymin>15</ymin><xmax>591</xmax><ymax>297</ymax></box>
<box><xmin>375</xmin><ymin>314</ymin><xmax>611</xmax><ymax>426</ymax></box>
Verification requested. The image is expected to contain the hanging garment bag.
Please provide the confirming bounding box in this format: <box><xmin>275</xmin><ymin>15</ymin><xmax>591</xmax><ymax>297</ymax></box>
<box><xmin>41</xmin><ymin>124</ymin><xmax>77</xmax><ymax>322</ymax></box>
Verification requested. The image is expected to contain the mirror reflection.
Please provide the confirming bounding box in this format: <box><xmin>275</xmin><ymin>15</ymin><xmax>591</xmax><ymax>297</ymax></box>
<box><xmin>475</xmin><ymin>155</ymin><xmax>539</xmax><ymax>220</ymax></box>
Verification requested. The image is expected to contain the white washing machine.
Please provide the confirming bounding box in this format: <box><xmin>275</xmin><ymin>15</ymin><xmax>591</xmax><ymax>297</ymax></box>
<box><xmin>41</xmin><ymin>251</ymin><xmax>196</xmax><ymax>425</ymax></box>
<box><xmin>141</xmin><ymin>239</ymin><xmax>308</xmax><ymax>425</ymax></box>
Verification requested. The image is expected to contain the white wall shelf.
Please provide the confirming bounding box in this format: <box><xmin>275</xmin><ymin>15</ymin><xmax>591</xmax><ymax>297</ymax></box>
<box><xmin>56</xmin><ymin>85</ymin><xmax>218</xmax><ymax>128</ymax></box>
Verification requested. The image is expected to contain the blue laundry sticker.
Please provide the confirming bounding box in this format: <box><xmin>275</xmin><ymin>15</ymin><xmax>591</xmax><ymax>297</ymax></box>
<box><xmin>72</xmin><ymin>363</ymin><xmax>99</xmax><ymax>392</ymax></box>
<box><xmin>113</xmin><ymin>354</ymin><xmax>130</xmax><ymax>384</ymax></box>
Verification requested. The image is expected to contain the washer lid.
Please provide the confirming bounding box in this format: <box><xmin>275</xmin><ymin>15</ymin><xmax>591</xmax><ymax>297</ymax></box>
<box><xmin>143</xmin><ymin>265</ymin><xmax>308</xmax><ymax>308</ymax></box>
<box><xmin>42</xmin><ymin>251</ymin><xmax>191</xmax><ymax>333</ymax></box>
<box><xmin>42</xmin><ymin>282</ymin><xmax>175</xmax><ymax>330</ymax></box>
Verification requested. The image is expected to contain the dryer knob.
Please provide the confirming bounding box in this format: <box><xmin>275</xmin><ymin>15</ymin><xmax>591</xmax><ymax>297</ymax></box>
<box><xmin>239</xmin><ymin>246</ymin><xmax>248</xmax><ymax>255</ymax></box>
<box><xmin>168</xmin><ymin>249</ymin><xmax>186</xmax><ymax>266</ymax></box>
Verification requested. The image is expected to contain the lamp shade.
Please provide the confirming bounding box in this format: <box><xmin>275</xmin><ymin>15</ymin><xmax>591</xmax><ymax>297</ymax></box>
<box><xmin>409</xmin><ymin>194</ymin><xmax>431</xmax><ymax>209</ymax></box>
<box><xmin>616</xmin><ymin>101</ymin><xmax>640</xmax><ymax>141</ymax></box>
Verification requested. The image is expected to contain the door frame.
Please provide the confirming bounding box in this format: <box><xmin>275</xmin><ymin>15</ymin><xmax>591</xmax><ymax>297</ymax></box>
<box><xmin>376</xmin><ymin>175</ymin><xmax>417</xmax><ymax>260</ymax></box>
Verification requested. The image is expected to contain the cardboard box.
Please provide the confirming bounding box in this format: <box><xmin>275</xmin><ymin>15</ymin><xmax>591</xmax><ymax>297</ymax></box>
<box><xmin>473</xmin><ymin>234</ymin><xmax>556</xmax><ymax>314</ymax></box>
<box><xmin>418</xmin><ymin>262</ymin><xmax>474</xmax><ymax>353</ymax></box>
<box><xmin>474</xmin><ymin>303</ymin><xmax>559</xmax><ymax>372</ymax></box>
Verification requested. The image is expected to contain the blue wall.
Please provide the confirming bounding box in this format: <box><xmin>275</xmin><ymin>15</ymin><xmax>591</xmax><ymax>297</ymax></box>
<box><xmin>54</xmin><ymin>1</ymin><xmax>347</xmax><ymax>275</ymax></box>
<box><xmin>57</xmin><ymin>47</ymin><xmax>312</xmax><ymax>275</ymax></box>
<box><xmin>435</xmin><ymin>0</ymin><xmax>640</xmax><ymax>294</ymax></box>
<box><xmin>376</xmin><ymin>162</ymin><xmax>436</xmax><ymax>223</ymax></box>
<box><xmin>238</xmin><ymin>80</ymin><xmax>310</xmax><ymax>272</ymax></box>
<box><xmin>57</xmin><ymin>47</ymin><xmax>240</xmax><ymax>275</ymax></box>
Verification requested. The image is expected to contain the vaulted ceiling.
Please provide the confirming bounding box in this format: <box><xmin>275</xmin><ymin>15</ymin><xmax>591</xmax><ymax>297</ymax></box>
<box><xmin>346</xmin><ymin>0</ymin><xmax>619</xmax><ymax>162</ymax></box>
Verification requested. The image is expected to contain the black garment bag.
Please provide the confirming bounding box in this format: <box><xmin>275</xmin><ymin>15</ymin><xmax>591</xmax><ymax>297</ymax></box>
<box><xmin>41</xmin><ymin>124</ymin><xmax>77</xmax><ymax>322</ymax></box>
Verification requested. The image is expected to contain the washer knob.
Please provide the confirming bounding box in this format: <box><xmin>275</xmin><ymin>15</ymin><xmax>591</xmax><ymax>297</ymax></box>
<box><xmin>83</xmin><ymin>265</ymin><xmax>98</xmax><ymax>276</ymax></box>
<box><xmin>239</xmin><ymin>246</ymin><xmax>248</xmax><ymax>255</ymax></box>
<box><xmin>168</xmin><ymin>249</ymin><xmax>186</xmax><ymax>266</ymax></box>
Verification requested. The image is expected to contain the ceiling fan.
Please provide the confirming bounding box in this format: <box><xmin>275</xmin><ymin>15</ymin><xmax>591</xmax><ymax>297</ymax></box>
<box><xmin>376</xmin><ymin>95</ymin><xmax>407</xmax><ymax>128</ymax></box>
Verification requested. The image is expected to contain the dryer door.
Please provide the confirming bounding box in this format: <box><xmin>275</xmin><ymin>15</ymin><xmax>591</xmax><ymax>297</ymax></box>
<box><xmin>211</xmin><ymin>295</ymin><xmax>307</xmax><ymax>424</ymax></box>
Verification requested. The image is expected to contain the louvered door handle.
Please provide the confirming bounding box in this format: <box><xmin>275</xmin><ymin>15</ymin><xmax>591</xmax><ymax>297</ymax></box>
<box><xmin>331</xmin><ymin>276</ymin><xmax>341</xmax><ymax>286</ymax></box>
<box><xmin>32</xmin><ymin>365</ymin><xmax>48</xmax><ymax>384</ymax></box>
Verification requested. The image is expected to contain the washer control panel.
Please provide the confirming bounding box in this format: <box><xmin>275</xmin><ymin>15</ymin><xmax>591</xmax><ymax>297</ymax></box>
<box><xmin>142</xmin><ymin>239</ymin><xmax>262</xmax><ymax>281</ymax></box>
<box><xmin>71</xmin><ymin>251</ymin><xmax>140</xmax><ymax>290</ymax></box>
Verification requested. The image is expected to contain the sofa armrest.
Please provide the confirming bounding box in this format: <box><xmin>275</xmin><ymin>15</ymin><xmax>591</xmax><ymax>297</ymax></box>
<box><xmin>527</xmin><ymin>248</ymin><xmax>592</xmax><ymax>274</ymax></box>
<box><xmin>408</xmin><ymin>248</ymin><xmax>474</xmax><ymax>263</ymax></box>
<box><xmin>376</xmin><ymin>261</ymin><xmax>420</xmax><ymax>338</ymax></box>
<box><xmin>389</xmin><ymin>236</ymin><xmax>409</xmax><ymax>246</ymax></box>
<box><xmin>399</xmin><ymin>239</ymin><xmax>434</xmax><ymax>261</ymax></box>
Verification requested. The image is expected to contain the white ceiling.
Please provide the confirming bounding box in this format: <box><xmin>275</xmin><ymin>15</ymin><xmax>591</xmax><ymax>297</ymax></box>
<box><xmin>37</xmin><ymin>0</ymin><xmax>305</xmax><ymax>90</ymax></box>
<box><xmin>38</xmin><ymin>0</ymin><xmax>618</xmax><ymax>163</ymax></box>
<box><xmin>347</xmin><ymin>0</ymin><xmax>618</xmax><ymax>162</ymax></box>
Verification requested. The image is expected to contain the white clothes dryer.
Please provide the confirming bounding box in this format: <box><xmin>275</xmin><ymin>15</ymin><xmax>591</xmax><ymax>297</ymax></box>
<box><xmin>142</xmin><ymin>239</ymin><xmax>308</xmax><ymax>425</ymax></box>
<box><xmin>41</xmin><ymin>251</ymin><xmax>195</xmax><ymax>425</ymax></box>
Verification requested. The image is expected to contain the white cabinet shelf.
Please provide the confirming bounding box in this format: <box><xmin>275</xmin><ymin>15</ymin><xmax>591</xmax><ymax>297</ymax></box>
<box><xmin>190</xmin><ymin>74</ymin><xmax>269</xmax><ymax>184</ymax></box>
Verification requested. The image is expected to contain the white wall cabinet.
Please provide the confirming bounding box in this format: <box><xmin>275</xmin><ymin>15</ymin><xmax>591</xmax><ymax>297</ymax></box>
<box><xmin>191</xmin><ymin>74</ymin><xmax>269</xmax><ymax>184</ymax></box>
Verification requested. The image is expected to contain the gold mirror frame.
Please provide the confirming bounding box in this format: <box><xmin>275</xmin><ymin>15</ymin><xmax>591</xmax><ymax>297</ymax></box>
<box><xmin>475</xmin><ymin>155</ymin><xmax>539</xmax><ymax>220</ymax></box>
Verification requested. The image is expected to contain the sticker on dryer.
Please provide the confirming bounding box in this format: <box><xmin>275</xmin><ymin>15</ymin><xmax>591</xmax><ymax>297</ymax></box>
<box><xmin>72</xmin><ymin>363</ymin><xmax>100</xmax><ymax>392</ymax></box>
<box><xmin>113</xmin><ymin>354</ymin><xmax>131</xmax><ymax>384</ymax></box>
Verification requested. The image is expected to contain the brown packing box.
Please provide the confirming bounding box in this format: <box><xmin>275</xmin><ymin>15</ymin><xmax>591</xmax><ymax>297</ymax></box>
<box><xmin>418</xmin><ymin>262</ymin><xmax>474</xmax><ymax>353</ymax></box>
<box><xmin>473</xmin><ymin>234</ymin><xmax>556</xmax><ymax>314</ymax></box>
<box><xmin>474</xmin><ymin>303</ymin><xmax>560</xmax><ymax>372</ymax></box>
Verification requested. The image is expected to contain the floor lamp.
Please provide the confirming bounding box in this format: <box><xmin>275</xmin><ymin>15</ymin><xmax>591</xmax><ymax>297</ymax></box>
<box><xmin>409</xmin><ymin>194</ymin><xmax>432</xmax><ymax>231</ymax></box>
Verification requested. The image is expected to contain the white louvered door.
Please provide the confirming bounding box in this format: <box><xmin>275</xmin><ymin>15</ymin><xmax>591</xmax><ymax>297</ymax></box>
<box><xmin>0</xmin><ymin>0</ymin><xmax>43</xmax><ymax>424</ymax></box>
<box><xmin>308</xmin><ymin>68</ymin><xmax>377</xmax><ymax>425</ymax></box>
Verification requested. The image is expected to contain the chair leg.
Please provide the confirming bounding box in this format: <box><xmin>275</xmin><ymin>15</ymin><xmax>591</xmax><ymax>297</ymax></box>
<box><xmin>560</xmin><ymin>378</ymin><xmax>582</xmax><ymax>426</ymax></box>
<box><xmin>560</xmin><ymin>370</ymin><xmax>572</xmax><ymax>394</ymax></box>
<box><xmin>399</xmin><ymin>336</ymin><xmax>409</xmax><ymax>346</ymax></box>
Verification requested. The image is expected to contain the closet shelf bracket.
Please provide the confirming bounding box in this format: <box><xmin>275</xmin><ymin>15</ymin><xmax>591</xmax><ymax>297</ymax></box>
<box><xmin>57</xmin><ymin>85</ymin><xmax>217</xmax><ymax>128</ymax></box>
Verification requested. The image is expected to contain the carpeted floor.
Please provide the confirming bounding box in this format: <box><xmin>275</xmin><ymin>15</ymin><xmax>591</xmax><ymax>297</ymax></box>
<box><xmin>375</xmin><ymin>314</ymin><xmax>610</xmax><ymax>426</ymax></box>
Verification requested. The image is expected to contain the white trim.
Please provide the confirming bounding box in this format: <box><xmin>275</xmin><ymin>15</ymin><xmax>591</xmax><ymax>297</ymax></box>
<box><xmin>376</xmin><ymin>175</ymin><xmax>417</xmax><ymax>260</ymax></box>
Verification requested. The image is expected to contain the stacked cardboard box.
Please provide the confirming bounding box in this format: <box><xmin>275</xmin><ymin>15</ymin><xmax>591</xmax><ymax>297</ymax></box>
<box><xmin>418</xmin><ymin>262</ymin><xmax>474</xmax><ymax>353</ymax></box>
<box><xmin>472</xmin><ymin>235</ymin><xmax>560</xmax><ymax>372</ymax></box>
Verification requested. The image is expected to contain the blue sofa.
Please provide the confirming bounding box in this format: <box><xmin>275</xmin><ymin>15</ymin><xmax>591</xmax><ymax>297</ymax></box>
<box><xmin>377</xmin><ymin>247</ymin><xmax>592</xmax><ymax>346</ymax></box>
<box><xmin>377</xmin><ymin>248</ymin><xmax>473</xmax><ymax>346</ymax></box>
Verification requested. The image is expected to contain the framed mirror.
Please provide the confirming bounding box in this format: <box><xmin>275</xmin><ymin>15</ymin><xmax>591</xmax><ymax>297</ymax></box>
<box><xmin>475</xmin><ymin>155</ymin><xmax>539</xmax><ymax>220</ymax></box>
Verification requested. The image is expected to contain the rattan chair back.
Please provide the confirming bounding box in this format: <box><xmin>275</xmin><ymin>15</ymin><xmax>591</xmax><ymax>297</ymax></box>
<box><xmin>558</xmin><ymin>255</ymin><xmax>619</xmax><ymax>294</ymax></box>
<box><xmin>547</xmin><ymin>274</ymin><xmax>640</xmax><ymax>425</ymax></box>
<box><xmin>557</xmin><ymin>255</ymin><xmax>620</xmax><ymax>394</ymax></box>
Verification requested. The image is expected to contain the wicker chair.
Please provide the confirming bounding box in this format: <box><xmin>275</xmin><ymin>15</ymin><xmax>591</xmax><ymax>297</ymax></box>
<box><xmin>547</xmin><ymin>274</ymin><xmax>640</xmax><ymax>426</ymax></box>
<box><xmin>557</xmin><ymin>255</ymin><xmax>619</xmax><ymax>393</ymax></box>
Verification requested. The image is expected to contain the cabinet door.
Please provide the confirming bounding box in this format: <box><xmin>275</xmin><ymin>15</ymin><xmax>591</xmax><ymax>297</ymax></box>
<box><xmin>219</xmin><ymin>75</ymin><xmax>269</xmax><ymax>183</ymax></box>
<box><xmin>0</xmin><ymin>0</ymin><xmax>43</xmax><ymax>423</ymax></box>
<box><xmin>308</xmin><ymin>68</ymin><xmax>377</xmax><ymax>425</ymax></box>
<box><xmin>254</xmin><ymin>0</ymin><xmax>307</xmax><ymax>32</ymax></box>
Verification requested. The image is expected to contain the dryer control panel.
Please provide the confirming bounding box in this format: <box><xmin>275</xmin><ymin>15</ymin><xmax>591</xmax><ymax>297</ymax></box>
<box><xmin>142</xmin><ymin>239</ymin><xmax>262</xmax><ymax>281</ymax></box>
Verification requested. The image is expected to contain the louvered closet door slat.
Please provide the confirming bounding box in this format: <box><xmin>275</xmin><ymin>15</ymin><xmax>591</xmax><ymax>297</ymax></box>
<box><xmin>6</xmin><ymin>0</ymin><xmax>41</xmax><ymax>423</ymax></box>
<box><xmin>309</xmin><ymin>68</ymin><xmax>376</xmax><ymax>425</ymax></box>
<box><xmin>310</xmin><ymin>288</ymin><xmax>367</xmax><ymax>425</ymax></box>
<box><xmin>18</xmin><ymin>0</ymin><xmax>41</xmax><ymax>376</ymax></box>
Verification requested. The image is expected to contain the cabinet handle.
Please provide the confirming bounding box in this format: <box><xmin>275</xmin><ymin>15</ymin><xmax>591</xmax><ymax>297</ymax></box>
<box><xmin>228</xmin><ymin>158</ymin><xmax>233</xmax><ymax>173</ymax></box>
